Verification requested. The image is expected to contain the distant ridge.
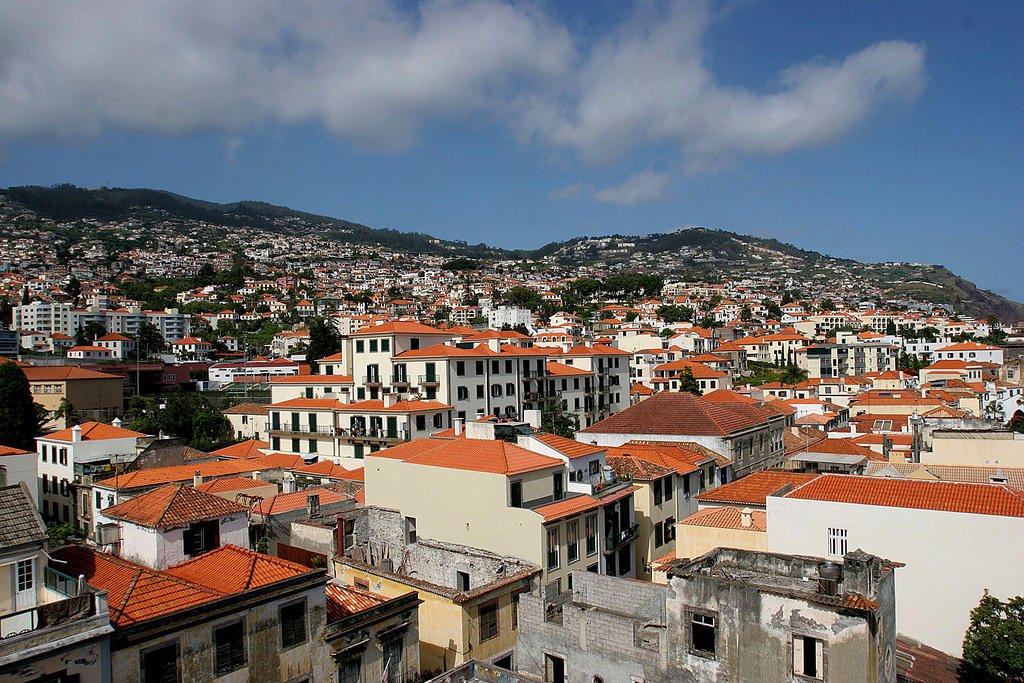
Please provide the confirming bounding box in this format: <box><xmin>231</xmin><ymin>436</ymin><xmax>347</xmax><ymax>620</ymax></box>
<box><xmin>3</xmin><ymin>183</ymin><xmax>1021</xmax><ymax>321</ymax></box>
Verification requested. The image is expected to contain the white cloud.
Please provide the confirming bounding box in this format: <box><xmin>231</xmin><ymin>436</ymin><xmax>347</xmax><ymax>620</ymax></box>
<box><xmin>517</xmin><ymin>1</ymin><xmax>926</xmax><ymax>167</ymax></box>
<box><xmin>550</xmin><ymin>182</ymin><xmax>587</xmax><ymax>200</ymax></box>
<box><xmin>593</xmin><ymin>171</ymin><xmax>669</xmax><ymax>206</ymax></box>
<box><xmin>0</xmin><ymin>0</ymin><xmax>925</xmax><ymax>167</ymax></box>
<box><xmin>0</xmin><ymin>0</ymin><xmax>571</xmax><ymax>150</ymax></box>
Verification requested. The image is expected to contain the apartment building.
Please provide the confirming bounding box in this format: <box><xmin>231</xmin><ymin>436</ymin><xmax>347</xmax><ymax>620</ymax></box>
<box><xmin>12</xmin><ymin>302</ymin><xmax>188</xmax><ymax>342</ymax></box>
<box><xmin>798</xmin><ymin>342</ymin><xmax>898</xmax><ymax>379</ymax></box>
<box><xmin>23</xmin><ymin>365</ymin><xmax>124</xmax><ymax>428</ymax></box>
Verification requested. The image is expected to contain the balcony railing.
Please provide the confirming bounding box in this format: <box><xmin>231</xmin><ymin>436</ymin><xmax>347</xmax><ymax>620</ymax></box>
<box><xmin>361</xmin><ymin>375</ymin><xmax>383</xmax><ymax>386</ymax></box>
<box><xmin>338</xmin><ymin>427</ymin><xmax>407</xmax><ymax>441</ymax></box>
<box><xmin>269</xmin><ymin>425</ymin><xmax>336</xmax><ymax>437</ymax></box>
<box><xmin>0</xmin><ymin>592</ymin><xmax>97</xmax><ymax>641</ymax></box>
<box><xmin>522</xmin><ymin>369</ymin><xmax>548</xmax><ymax>379</ymax></box>
<box><xmin>417</xmin><ymin>375</ymin><xmax>439</xmax><ymax>386</ymax></box>
<box><xmin>604</xmin><ymin>523</ymin><xmax>639</xmax><ymax>554</ymax></box>
<box><xmin>389</xmin><ymin>375</ymin><xmax>411</xmax><ymax>386</ymax></box>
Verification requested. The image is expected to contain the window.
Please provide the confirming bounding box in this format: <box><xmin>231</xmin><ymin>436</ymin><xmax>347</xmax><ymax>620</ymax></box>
<box><xmin>456</xmin><ymin>386</ymin><xmax>469</xmax><ymax>401</ymax></box>
<box><xmin>506</xmin><ymin>382</ymin><xmax>515</xmax><ymax>395</ymax></box>
<box><xmin>505</xmin><ymin>360</ymin><xmax>513</xmax><ymax>373</ymax></box>
<box><xmin>271</xmin><ymin>437</ymin><xmax>280</xmax><ymax>451</ymax></box>
<box><xmin>184</xmin><ymin>520</ymin><xmax>220</xmax><ymax>557</ymax></box>
<box><xmin>491</xmin><ymin>384</ymin><xmax>502</xmax><ymax>397</ymax></box>
<box><xmin>381</xmin><ymin>338</ymin><xmax>390</xmax><ymax>352</ymax></box>
<box><xmin>355</xmin><ymin>340</ymin><xmax>364</xmax><ymax>353</ymax></box>
<box><xmin>479</xmin><ymin>601</ymin><xmax>499</xmax><ymax>642</ymax></box>
<box><xmin>339</xmin><ymin>659</ymin><xmax>361</xmax><ymax>683</ymax></box>
<box><xmin>40</xmin><ymin>448</ymin><xmax>46</xmax><ymax>463</ymax></box>
<box><xmin>664</xmin><ymin>475</ymin><xmax>673</xmax><ymax>500</ymax></box>
<box><xmin>280</xmin><ymin>599</ymin><xmax>307</xmax><ymax>649</ymax></box>
<box><xmin>406</xmin><ymin>517</ymin><xmax>417</xmax><ymax>544</ymax></box>
<box><xmin>566</xmin><ymin>519</ymin><xmax>579</xmax><ymax>563</ymax></box>
<box><xmin>354</xmin><ymin>577</ymin><xmax>370</xmax><ymax>590</ymax></box>
<box><xmin>827</xmin><ymin>528</ymin><xmax>848</xmax><ymax>557</ymax></box>
<box><xmin>456</xmin><ymin>361</ymin><xmax>466</xmax><ymax>376</ymax></box>
<box><xmin>655</xmin><ymin>522</ymin><xmax>664</xmax><ymax>548</ymax></box>
<box><xmin>369</xmin><ymin>339</ymin><xmax>378</xmax><ymax>353</ymax></box>
<box><xmin>653</xmin><ymin>478</ymin><xmax>663</xmax><ymax>505</ymax></box>
<box><xmin>585</xmin><ymin>514</ymin><xmax>597</xmax><ymax>556</ymax></box>
<box><xmin>547</xmin><ymin>527</ymin><xmax>560</xmax><ymax>569</ymax></box>
<box><xmin>510</xmin><ymin>481</ymin><xmax>523</xmax><ymax>508</ymax></box>
<box><xmin>491</xmin><ymin>360</ymin><xmax>500</xmax><ymax>373</ymax></box>
<box><xmin>691</xmin><ymin>612</ymin><xmax>717</xmax><ymax>657</ymax></box>
<box><xmin>589</xmin><ymin>460</ymin><xmax>600</xmax><ymax>476</ymax></box>
<box><xmin>552</xmin><ymin>472</ymin><xmax>564</xmax><ymax>501</ymax></box>
<box><xmin>383</xmin><ymin>637</ymin><xmax>404</xmax><ymax>681</ymax></box>
<box><xmin>96</xmin><ymin>491</ymin><xmax>102</xmax><ymax>508</ymax></box>
<box><xmin>475</xmin><ymin>360</ymin><xmax>484</xmax><ymax>375</ymax></box>
<box><xmin>793</xmin><ymin>635</ymin><xmax>825</xmax><ymax>679</ymax></box>
<box><xmin>214</xmin><ymin>620</ymin><xmax>246</xmax><ymax>676</ymax></box>
<box><xmin>291</xmin><ymin>438</ymin><xmax>300</xmax><ymax>453</ymax></box>
<box><xmin>476</xmin><ymin>384</ymin><xmax>484</xmax><ymax>399</ymax></box>
<box><xmin>141</xmin><ymin>641</ymin><xmax>180</xmax><ymax>683</ymax></box>
<box><xmin>433</xmin><ymin>413</ymin><xmax>443</xmax><ymax>428</ymax></box>
<box><xmin>16</xmin><ymin>559</ymin><xmax>33</xmax><ymax>592</ymax></box>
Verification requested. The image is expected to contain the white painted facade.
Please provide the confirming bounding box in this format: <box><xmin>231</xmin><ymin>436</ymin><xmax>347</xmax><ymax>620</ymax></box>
<box><xmin>93</xmin><ymin>509</ymin><xmax>249</xmax><ymax>570</ymax></box>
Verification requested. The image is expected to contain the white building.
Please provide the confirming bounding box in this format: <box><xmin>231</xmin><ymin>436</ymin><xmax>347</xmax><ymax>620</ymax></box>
<box><xmin>36</xmin><ymin>421</ymin><xmax>145</xmax><ymax>524</ymax></box>
<box><xmin>933</xmin><ymin>341</ymin><xmax>1004</xmax><ymax>365</ymax></box>
<box><xmin>767</xmin><ymin>474</ymin><xmax>1024</xmax><ymax>657</ymax></box>
<box><xmin>485</xmin><ymin>305</ymin><xmax>534</xmax><ymax>331</ymax></box>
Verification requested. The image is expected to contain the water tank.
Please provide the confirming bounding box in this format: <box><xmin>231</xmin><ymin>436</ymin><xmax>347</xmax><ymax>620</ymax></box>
<box><xmin>818</xmin><ymin>561</ymin><xmax>841</xmax><ymax>595</ymax></box>
<box><xmin>602</xmin><ymin>465</ymin><xmax>614</xmax><ymax>483</ymax></box>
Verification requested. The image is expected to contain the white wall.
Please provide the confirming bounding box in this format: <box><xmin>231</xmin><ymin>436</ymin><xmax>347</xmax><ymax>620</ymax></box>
<box><xmin>766</xmin><ymin>495</ymin><xmax>1024</xmax><ymax>656</ymax></box>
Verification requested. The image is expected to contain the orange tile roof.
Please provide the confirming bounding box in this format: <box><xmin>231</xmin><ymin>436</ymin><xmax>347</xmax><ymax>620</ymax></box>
<box><xmin>44</xmin><ymin>421</ymin><xmax>146</xmax><ymax>442</ymax></box>
<box><xmin>23</xmin><ymin>366</ymin><xmax>121</xmax><ymax>382</ymax></box>
<box><xmin>221</xmin><ymin>402</ymin><xmax>269</xmax><ymax>415</ymax></box>
<box><xmin>680</xmin><ymin>506</ymin><xmax>767</xmax><ymax>531</ymax></box>
<box><xmin>581</xmin><ymin>392</ymin><xmax>773</xmax><ymax>437</ymax></box>
<box><xmin>270</xmin><ymin>374</ymin><xmax>352</xmax><ymax>383</ymax></box>
<box><xmin>532</xmin><ymin>494</ymin><xmax>602</xmax><ymax>521</ymax></box>
<box><xmin>163</xmin><ymin>544</ymin><xmax>314</xmax><ymax>593</ymax></box>
<box><xmin>696</xmin><ymin>470</ymin><xmax>819</xmax><ymax>507</ymax></box>
<box><xmin>195</xmin><ymin>477</ymin><xmax>270</xmax><ymax>494</ymax></box>
<box><xmin>546</xmin><ymin>361</ymin><xmax>591</xmax><ymax>376</ymax></box>
<box><xmin>607</xmin><ymin>454</ymin><xmax>675</xmax><ymax>480</ymax></box>
<box><xmin>337</xmin><ymin>399</ymin><xmax>452</xmax><ymax>412</ymax></box>
<box><xmin>211</xmin><ymin>439</ymin><xmax>269</xmax><ymax>459</ymax></box>
<box><xmin>0</xmin><ymin>445</ymin><xmax>32</xmax><ymax>456</ymax></box>
<box><xmin>353</xmin><ymin>321</ymin><xmax>450</xmax><ymax>336</ymax></box>
<box><xmin>532</xmin><ymin>433</ymin><xmax>604</xmax><ymax>459</ymax></box>
<box><xmin>291</xmin><ymin>460</ymin><xmax>362</xmax><ymax>480</ymax></box>
<box><xmin>326</xmin><ymin>582</ymin><xmax>387</xmax><ymax>622</ymax></box>
<box><xmin>702</xmin><ymin>388</ymin><xmax>759</xmax><ymax>404</ymax></box>
<box><xmin>252</xmin><ymin>487</ymin><xmax>351</xmax><ymax>516</ymax></box>
<box><xmin>784</xmin><ymin>474</ymin><xmax>1024</xmax><ymax>517</ymax></box>
<box><xmin>793</xmin><ymin>437</ymin><xmax>883</xmax><ymax>460</ymax></box>
<box><xmin>269</xmin><ymin>398</ymin><xmax>344</xmax><ymax>409</ymax></box>
<box><xmin>101</xmin><ymin>484</ymin><xmax>248</xmax><ymax>528</ymax></box>
<box><xmin>95</xmin><ymin>453</ymin><xmax>297</xmax><ymax>490</ymax></box>
<box><xmin>368</xmin><ymin>437</ymin><xmax>563</xmax><ymax>476</ymax></box>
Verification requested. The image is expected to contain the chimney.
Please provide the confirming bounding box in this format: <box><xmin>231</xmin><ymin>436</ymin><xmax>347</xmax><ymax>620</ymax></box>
<box><xmin>112</xmin><ymin>417</ymin><xmax>122</xmax><ymax>428</ymax></box>
<box><xmin>72</xmin><ymin>424</ymin><xmax>82</xmax><ymax>443</ymax></box>
<box><xmin>740</xmin><ymin>508</ymin><xmax>753</xmax><ymax>528</ymax></box>
<box><xmin>306</xmin><ymin>493</ymin><xmax>320</xmax><ymax>517</ymax></box>
<box><xmin>453</xmin><ymin>417</ymin><xmax>464</xmax><ymax>436</ymax></box>
<box><xmin>193</xmin><ymin>471</ymin><xmax>202</xmax><ymax>488</ymax></box>
<box><xmin>383</xmin><ymin>392</ymin><xmax>397</xmax><ymax>409</ymax></box>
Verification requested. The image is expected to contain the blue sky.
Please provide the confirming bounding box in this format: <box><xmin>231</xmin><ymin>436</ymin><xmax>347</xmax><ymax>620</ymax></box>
<box><xmin>1</xmin><ymin>1</ymin><xmax>1021</xmax><ymax>300</ymax></box>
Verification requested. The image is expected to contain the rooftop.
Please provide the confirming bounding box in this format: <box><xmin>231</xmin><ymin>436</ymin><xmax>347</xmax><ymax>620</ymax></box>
<box><xmin>0</xmin><ymin>483</ymin><xmax>47</xmax><ymax>550</ymax></box>
<box><xmin>696</xmin><ymin>470</ymin><xmax>819</xmax><ymax>507</ymax></box>
<box><xmin>580</xmin><ymin>392</ymin><xmax>773</xmax><ymax>437</ymax></box>
<box><xmin>100</xmin><ymin>484</ymin><xmax>248</xmax><ymax>528</ymax></box>
<box><xmin>368</xmin><ymin>437</ymin><xmax>563</xmax><ymax>476</ymax></box>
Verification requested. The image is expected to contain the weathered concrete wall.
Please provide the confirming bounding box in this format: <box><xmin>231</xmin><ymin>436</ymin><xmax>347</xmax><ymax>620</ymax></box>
<box><xmin>109</xmin><ymin>584</ymin><xmax>330</xmax><ymax>683</ymax></box>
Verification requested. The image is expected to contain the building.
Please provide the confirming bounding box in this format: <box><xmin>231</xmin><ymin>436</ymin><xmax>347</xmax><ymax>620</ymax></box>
<box><xmin>578</xmin><ymin>392</ymin><xmax>786</xmax><ymax>478</ymax></box>
<box><xmin>223</xmin><ymin>401</ymin><xmax>270</xmax><ymax>441</ymax></box>
<box><xmin>799</xmin><ymin>343</ymin><xmax>897</xmax><ymax>379</ymax></box>
<box><xmin>93</xmin><ymin>484</ymin><xmax>250</xmax><ymax>569</ymax></box>
<box><xmin>516</xmin><ymin>547</ymin><xmax>897</xmax><ymax>682</ymax></box>
<box><xmin>334</xmin><ymin>506</ymin><xmax>539</xmax><ymax>674</ymax></box>
<box><xmin>767</xmin><ymin>473</ymin><xmax>1024</xmax><ymax>656</ymax></box>
<box><xmin>324</xmin><ymin>580</ymin><xmax>423</xmax><ymax>683</ymax></box>
<box><xmin>67</xmin><ymin>344</ymin><xmax>114</xmax><ymax>361</ymax></box>
<box><xmin>36</xmin><ymin>420</ymin><xmax>146</xmax><ymax>526</ymax></box>
<box><xmin>0</xmin><ymin>483</ymin><xmax>113</xmax><ymax>683</ymax></box>
<box><xmin>23</xmin><ymin>365</ymin><xmax>124</xmax><ymax>428</ymax></box>
<box><xmin>52</xmin><ymin>543</ymin><xmax>333</xmax><ymax>682</ymax></box>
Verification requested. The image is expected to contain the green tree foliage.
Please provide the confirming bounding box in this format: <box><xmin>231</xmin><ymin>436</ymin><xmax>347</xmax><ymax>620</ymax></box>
<box><xmin>47</xmin><ymin>521</ymin><xmax>86</xmax><ymax>548</ymax></box>
<box><xmin>306</xmin><ymin>317</ymin><xmax>342</xmax><ymax>367</ymax></box>
<box><xmin>677</xmin><ymin>367</ymin><xmax>701</xmax><ymax>395</ymax></box>
<box><xmin>885</xmin><ymin>319</ymin><xmax>898</xmax><ymax>335</ymax></box>
<box><xmin>657</xmin><ymin>305</ymin><xmax>693</xmax><ymax>324</ymax></box>
<box><xmin>133</xmin><ymin>321</ymin><xmax>166</xmax><ymax>358</ymax></box>
<box><xmin>962</xmin><ymin>591</ymin><xmax>1024</xmax><ymax>680</ymax></box>
<box><xmin>1009</xmin><ymin>413</ymin><xmax>1024</xmax><ymax>434</ymax></box>
<box><xmin>0</xmin><ymin>363</ymin><xmax>46</xmax><ymax>450</ymax></box>
<box><xmin>76</xmin><ymin>321</ymin><xmax>107</xmax><ymax>345</ymax></box>
<box><xmin>143</xmin><ymin>393</ymin><xmax>231</xmax><ymax>451</ymax></box>
<box><xmin>66</xmin><ymin>275</ymin><xmax>81</xmax><ymax>303</ymax></box>
<box><xmin>57</xmin><ymin>397</ymin><xmax>80</xmax><ymax>427</ymax></box>
<box><xmin>763</xmin><ymin>299</ymin><xmax>783</xmax><ymax>320</ymax></box>
<box><xmin>780</xmin><ymin>364</ymin><xmax>807</xmax><ymax>385</ymax></box>
<box><xmin>196</xmin><ymin>263</ymin><xmax>216</xmax><ymax>287</ymax></box>
<box><xmin>442</xmin><ymin>258</ymin><xmax>479</xmax><ymax>271</ymax></box>
<box><xmin>541</xmin><ymin>402</ymin><xmax>579</xmax><ymax>438</ymax></box>
<box><xmin>740</xmin><ymin>304</ymin><xmax>752</xmax><ymax>322</ymax></box>
<box><xmin>819</xmin><ymin>299</ymin><xmax>836</xmax><ymax>312</ymax></box>
<box><xmin>504</xmin><ymin>286</ymin><xmax>544</xmax><ymax>311</ymax></box>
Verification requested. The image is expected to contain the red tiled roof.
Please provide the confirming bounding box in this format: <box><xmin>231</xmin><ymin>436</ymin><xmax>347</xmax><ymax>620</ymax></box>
<box><xmin>580</xmin><ymin>392</ymin><xmax>772</xmax><ymax>437</ymax></box>
<box><xmin>326</xmin><ymin>582</ymin><xmax>386</xmax><ymax>622</ymax></box>
<box><xmin>101</xmin><ymin>484</ymin><xmax>247</xmax><ymax>528</ymax></box>
<box><xmin>696</xmin><ymin>470</ymin><xmax>819</xmax><ymax>507</ymax></box>
<box><xmin>533</xmin><ymin>486</ymin><xmax>639</xmax><ymax>522</ymax></box>
<box><xmin>337</xmin><ymin>399</ymin><xmax>452</xmax><ymax>412</ymax></box>
<box><xmin>353</xmin><ymin>321</ymin><xmax>450</xmax><ymax>336</ymax></box>
<box><xmin>784</xmin><ymin>474</ymin><xmax>1024</xmax><ymax>517</ymax></box>
<box><xmin>546</xmin><ymin>361</ymin><xmax>591</xmax><ymax>376</ymax></box>
<box><xmin>291</xmin><ymin>460</ymin><xmax>362</xmax><ymax>481</ymax></box>
<box><xmin>269</xmin><ymin>398</ymin><xmax>344</xmax><ymax>409</ymax></box>
<box><xmin>211</xmin><ymin>439</ymin><xmax>269</xmax><ymax>459</ymax></box>
<box><xmin>221</xmin><ymin>402</ymin><xmax>269</xmax><ymax>415</ymax></box>
<box><xmin>702</xmin><ymin>388</ymin><xmax>759</xmax><ymax>404</ymax></box>
<box><xmin>368</xmin><ymin>437</ymin><xmax>562</xmax><ymax>476</ymax></box>
<box><xmin>270</xmin><ymin>374</ymin><xmax>352</xmax><ymax>383</ymax></box>
<box><xmin>95</xmin><ymin>453</ymin><xmax>298</xmax><ymax>490</ymax></box>
<box><xmin>532</xmin><ymin>433</ymin><xmax>604</xmax><ymax>459</ymax></box>
<box><xmin>195</xmin><ymin>477</ymin><xmax>270</xmax><ymax>494</ymax></box>
<box><xmin>163</xmin><ymin>544</ymin><xmax>314</xmax><ymax>593</ymax></box>
<box><xmin>44</xmin><ymin>421</ymin><xmax>146</xmax><ymax>442</ymax></box>
<box><xmin>793</xmin><ymin>437</ymin><xmax>884</xmax><ymax>461</ymax></box>
<box><xmin>0</xmin><ymin>445</ymin><xmax>32</xmax><ymax>456</ymax></box>
<box><xmin>607</xmin><ymin>454</ymin><xmax>675</xmax><ymax>480</ymax></box>
<box><xmin>680</xmin><ymin>506</ymin><xmax>767</xmax><ymax>531</ymax></box>
<box><xmin>252</xmin><ymin>487</ymin><xmax>351</xmax><ymax>516</ymax></box>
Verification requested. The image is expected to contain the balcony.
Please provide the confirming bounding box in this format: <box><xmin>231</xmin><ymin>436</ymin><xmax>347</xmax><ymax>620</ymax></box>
<box><xmin>269</xmin><ymin>425</ymin><xmax>337</xmax><ymax>437</ymax></box>
<box><xmin>390</xmin><ymin>375</ymin><xmax>411</xmax><ymax>388</ymax></box>
<box><xmin>361</xmin><ymin>375</ymin><xmax>383</xmax><ymax>387</ymax></box>
<box><xmin>337</xmin><ymin>427</ymin><xmax>407</xmax><ymax>443</ymax></box>
<box><xmin>417</xmin><ymin>375</ymin><xmax>440</xmax><ymax>387</ymax></box>
<box><xmin>522</xmin><ymin>369</ymin><xmax>548</xmax><ymax>379</ymax></box>
<box><xmin>604</xmin><ymin>523</ymin><xmax>639</xmax><ymax>554</ymax></box>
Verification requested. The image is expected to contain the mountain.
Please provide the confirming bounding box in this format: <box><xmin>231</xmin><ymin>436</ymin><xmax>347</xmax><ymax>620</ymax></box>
<box><xmin>3</xmin><ymin>184</ymin><xmax>1021</xmax><ymax>322</ymax></box>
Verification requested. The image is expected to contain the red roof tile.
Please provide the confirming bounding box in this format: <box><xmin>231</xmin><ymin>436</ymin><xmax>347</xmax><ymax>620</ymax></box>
<box><xmin>696</xmin><ymin>470</ymin><xmax>819</xmax><ymax>507</ymax></box>
<box><xmin>252</xmin><ymin>487</ymin><xmax>351</xmax><ymax>516</ymax></box>
<box><xmin>164</xmin><ymin>544</ymin><xmax>314</xmax><ymax>592</ymax></box>
<box><xmin>532</xmin><ymin>433</ymin><xmax>604</xmax><ymax>459</ymax></box>
<box><xmin>195</xmin><ymin>477</ymin><xmax>270</xmax><ymax>494</ymax></box>
<box><xmin>581</xmin><ymin>392</ymin><xmax>772</xmax><ymax>437</ymax></box>
<box><xmin>784</xmin><ymin>474</ymin><xmax>1024</xmax><ymax>517</ymax></box>
<box><xmin>680</xmin><ymin>506</ymin><xmax>767</xmax><ymax>531</ymax></box>
<box><xmin>44</xmin><ymin>421</ymin><xmax>145</xmax><ymax>442</ymax></box>
<box><xmin>211</xmin><ymin>439</ymin><xmax>269</xmax><ymax>459</ymax></box>
<box><xmin>326</xmin><ymin>582</ymin><xmax>387</xmax><ymax>622</ymax></box>
<box><xmin>101</xmin><ymin>484</ymin><xmax>247</xmax><ymax>528</ymax></box>
<box><xmin>368</xmin><ymin>437</ymin><xmax>562</xmax><ymax>476</ymax></box>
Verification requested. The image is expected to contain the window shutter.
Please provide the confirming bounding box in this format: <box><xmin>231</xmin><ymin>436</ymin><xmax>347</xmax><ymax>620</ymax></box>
<box><xmin>793</xmin><ymin>636</ymin><xmax>805</xmax><ymax>675</ymax></box>
<box><xmin>815</xmin><ymin>639</ymin><xmax>824</xmax><ymax>678</ymax></box>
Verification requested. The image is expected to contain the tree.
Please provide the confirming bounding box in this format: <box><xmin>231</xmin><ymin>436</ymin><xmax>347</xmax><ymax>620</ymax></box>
<box><xmin>740</xmin><ymin>305</ymin><xmax>752</xmax><ymax>322</ymax></box>
<box><xmin>306</xmin><ymin>317</ymin><xmax>342</xmax><ymax>367</ymax></box>
<box><xmin>76</xmin><ymin>321</ymin><xmax>106</xmax><ymax>346</ymax></box>
<box><xmin>962</xmin><ymin>590</ymin><xmax>1024</xmax><ymax>680</ymax></box>
<box><xmin>657</xmin><ymin>305</ymin><xmax>693</xmax><ymax>324</ymax></box>
<box><xmin>47</xmin><ymin>521</ymin><xmax>86</xmax><ymax>547</ymax></box>
<box><xmin>1009</xmin><ymin>412</ymin><xmax>1024</xmax><ymax>434</ymax></box>
<box><xmin>885</xmin><ymin>319</ymin><xmax>898</xmax><ymax>336</ymax></box>
<box><xmin>0</xmin><ymin>362</ymin><xmax>45</xmax><ymax>450</ymax></box>
<box><xmin>66</xmin><ymin>275</ymin><xmax>81</xmax><ymax>304</ymax></box>
<box><xmin>819</xmin><ymin>299</ymin><xmax>836</xmax><ymax>312</ymax></box>
<box><xmin>57</xmin><ymin>397</ymin><xmax>80</xmax><ymax>427</ymax></box>
<box><xmin>677</xmin><ymin>367</ymin><xmax>701</xmax><ymax>395</ymax></box>
<box><xmin>541</xmin><ymin>402</ymin><xmax>579</xmax><ymax>438</ymax></box>
<box><xmin>781</xmin><ymin>364</ymin><xmax>807</xmax><ymax>385</ymax></box>
<box><xmin>196</xmin><ymin>263</ymin><xmax>216</xmax><ymax>287</ymax></box>
<box><xmin>133</xmin><ymin>321</ymin><xmax>165</xmax><ymax>359</ymax></box>
<box><xmin>504</xmin><ymin>287</ymin><xmax>543</xmax><ymax>311</ymax></box>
